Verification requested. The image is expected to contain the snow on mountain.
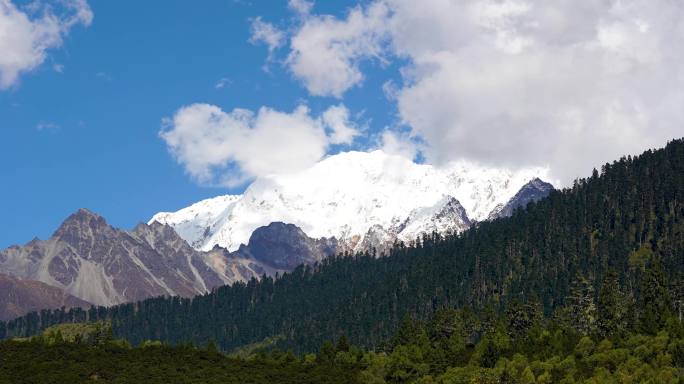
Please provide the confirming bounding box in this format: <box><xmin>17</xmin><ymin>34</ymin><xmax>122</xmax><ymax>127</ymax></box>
<box><xmin>151</xmin><ymin>150</ymin><xmax>550</xmax><ymax>252</ymax></box>
<box><xmin>396</xmin><ymin>196</ymin><xmax>471</xmax><ymax>242</ymax></box>
<box><xmin>150</xmin><ymin>195</ymin><xmax>242</xmax><ymax>249</ymax></box>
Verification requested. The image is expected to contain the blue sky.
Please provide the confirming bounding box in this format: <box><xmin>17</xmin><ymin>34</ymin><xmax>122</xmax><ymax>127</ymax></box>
<box><xmin>0</xmin><ymin>0</ymin><xmax>397</xmax><ymax>247</ymax></box>
<box><xmin>2</xmin><ymin>0</ymin><xmax>683</xmax><ymax>248</ymax></box>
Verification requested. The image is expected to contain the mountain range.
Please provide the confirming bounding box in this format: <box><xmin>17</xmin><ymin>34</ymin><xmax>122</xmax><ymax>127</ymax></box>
<box><xmin>150</xmin><ymin>150</ymin><xmax>551</xmax><ymax>252</ymax></box>
<box><xmin>0</xmin><ymin>209</ymin><xmax>283</xmax><ymax>307</ymax></box>
<box><xmin>0</xmin><ymin>150</ymin><xmax>552</xmax><ymax>318</ymax></box>
<box><xmin>4</xmin><ymin>138</ymin><xmax>680</xmax><ymax>352</ymax></box>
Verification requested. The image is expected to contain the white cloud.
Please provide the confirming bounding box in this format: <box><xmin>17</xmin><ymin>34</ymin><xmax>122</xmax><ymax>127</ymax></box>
<box><xmin>378</xmin><ymin>130</ymin><xmax>418</xmax><ymax>160</ymax></box>
<box><xmin>273</xmin><ymin>0</ymin><xmax>684</xmax><ymax>184</ymax></box>
<box><xmin>0</xmin><ymin>0</ymin><xmax>92</xmax><ymax>89</ymax></box>
<box><xmin>322</xmin><ymin>104</ymin><xmax>359</xmax><ymax>145</ymax></box>
<box><xmin>161</xmin><ymin>103</ymin><xmax>358</xmax><ymax>186</ymax></box>
<box><xmin>388</xmin><ymin>0</ymin><xmax>684</xmax><ymax>183</ymax></box>
<box><xmin>288</xmin><ymin>0</ymin><xmax>313</xmax><ymax>16</ymax></box>
<box><xmin>249</xmin><ymin>17</ymin><xmax>284</xmax><ymax>56</ymax></box>
<box><xmin>286</xmin><ymin>1</ymin><xmax>390</xmax><ymax>98</ymax></box>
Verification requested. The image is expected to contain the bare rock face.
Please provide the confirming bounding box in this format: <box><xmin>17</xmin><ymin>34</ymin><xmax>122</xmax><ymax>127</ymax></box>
<box><xmin>0</xmin><ymin>273</ymin><xmax>90</xmax><ymax>321</ymax></box>
<box><xmin>0</xmin><ymin>209</ymin><xmax>254</xmax><ymax>307</ymax></box>
<box><xmin>487</xmin><ymin>178</ymin><xmax>554</xmax><ymax>220</ymax></box>
<box><xmin>234</xmin><ymin>222</ymin><xmax>338</xmax><ymax>270</ymax></box>
<box><xmin>0</xmin><ymin>209</ymin><xmax>338</xmax><ymax>310</ymax></box>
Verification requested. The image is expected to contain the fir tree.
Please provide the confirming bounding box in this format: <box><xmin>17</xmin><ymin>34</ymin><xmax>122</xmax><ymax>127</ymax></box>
<box><xmin>566</xmin><ymin>274</ymin><xmax>597</xmax><ymax>336</ymax></box>
<box><xmin>596</xmin><ymin>270</ymin><xmax>628</xmax><ymax>339</ymax></box>
<box><xmin>638</xmin><ymin>258</ymin><xmax>673</xmax><ymax>334</ymax></box>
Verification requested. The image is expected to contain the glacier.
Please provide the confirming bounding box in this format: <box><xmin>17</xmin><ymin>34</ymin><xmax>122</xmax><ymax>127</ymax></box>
<box><xmin>151</xmin><ymin>150</ymin><xmax>550</xmax><ymax>252</ymax></box>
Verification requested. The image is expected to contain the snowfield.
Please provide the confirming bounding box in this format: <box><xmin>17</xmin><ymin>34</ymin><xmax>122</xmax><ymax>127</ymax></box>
<box><xmin>151</xmin><ymin>150</ymin><xmax>549</xmax><ymax>252</ymax></box>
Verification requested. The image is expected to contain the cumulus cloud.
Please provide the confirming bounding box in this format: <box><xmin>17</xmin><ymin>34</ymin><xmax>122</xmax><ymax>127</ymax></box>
<box><xmin>0</xmin><ymin>0</ymin><xmax>92</xmax><ymax>89</ymax></box>
<box><xmin>322</xmin><ymin>104</ymin><xmax>360</xmax><ymax>145</ymax></box>
<box><xmin>286</xmin><ymin>1</ymin><xmax>390</xmax><ymax>97</ymax></box>
<box><xmin>274</xmin><ymin>0</ymin><xmax>684</xmax><ymax>184</ymax></box>
<box><xmin>160</xmin><ymin>104</ymin><xmax>358</xmax><ymax>186</ymax></box>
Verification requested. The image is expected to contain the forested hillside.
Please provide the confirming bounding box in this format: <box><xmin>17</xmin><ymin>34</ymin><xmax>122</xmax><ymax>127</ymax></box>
<box><xmin>3</xmin><ymin>278</ymin><xmax>683</xmax><ymax>383</ymax></box>
<box><xmin>2</xmin><ymin>139</ymin><xmax>683</xmax><ymax>354</ymax></box>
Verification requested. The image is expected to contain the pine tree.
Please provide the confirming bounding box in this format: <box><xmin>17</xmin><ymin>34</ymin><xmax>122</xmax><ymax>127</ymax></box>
<box><xmin>596</xmin><ymin>270</ymin><xmax>628</xmax><ymax>339</ymax></box>
<box><xmin>638</xmin><ymin>259</ymin><xmax>673</xmax><ymax>334</ymax></box>
<box><xmin>317</xmin><ymin>340</ymin><xmax>336</xmax><ymax>363</ymax></box>
<box><xmin>566</xmin><ymin>274</ymin><xmax>597</xmax><ymax>335</ymax></box>
<box><xmin>336</xmin><ymin>334</ymin><xmax>350</xmax><ymax>353</ymax></box>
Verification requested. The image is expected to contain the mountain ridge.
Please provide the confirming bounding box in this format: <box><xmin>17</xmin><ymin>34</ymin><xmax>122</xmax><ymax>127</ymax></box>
<box><xmin>0</xmin><ymin>273</ymin><xmax>90</xmax><ymax>321</ymax></box>
<box><xmin>151</xmin><ymin>150</ymin><xmax>551</xmax><ymax>253</ymax></box>
<box><xmin>0</xmin><ymin>210</ymin><xmax>268</xmax><ymax>307</ymax></box>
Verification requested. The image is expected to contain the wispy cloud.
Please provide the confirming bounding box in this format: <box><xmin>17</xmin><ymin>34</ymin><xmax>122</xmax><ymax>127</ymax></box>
<box><xmin>214</xmin><ymin>77</ymin><xmax>231</xmax><ymax>89</ymax></box>
<box><xmin>96</xmin><ymin>71</ymin><xmax>112</xmax><ymax>81</ymax></box>
<box><xmin>248</xmin><ymin>16</ymin><xmax>284</xmax><ymax>60</ymax></box>
<box><xmin>36</xmin><ymin>121</ymin><xmax>60</xmax><ymax>133</ymax></box>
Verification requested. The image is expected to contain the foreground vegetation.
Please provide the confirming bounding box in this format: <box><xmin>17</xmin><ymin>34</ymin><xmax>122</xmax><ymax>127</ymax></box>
<box><xmin>0</xmin><ymin>323</ymin><xmax>360</xmax><ymax>384</ymax></box>
<box><xmin>349</xmin><ymin>303</ymin><xmax>684</xmax><ymax>383</ymax></box>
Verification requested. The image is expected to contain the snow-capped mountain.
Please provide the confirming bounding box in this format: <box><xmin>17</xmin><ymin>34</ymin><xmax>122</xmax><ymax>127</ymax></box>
<box><xmin>0</xmin><ymin>150</ymin><xmax>553</xmax><ymax>314</ymax></box>
<box><xmin>151</xmin><ymin>150</ymin><xmax>551</xmax><ymax>253</ymax></box>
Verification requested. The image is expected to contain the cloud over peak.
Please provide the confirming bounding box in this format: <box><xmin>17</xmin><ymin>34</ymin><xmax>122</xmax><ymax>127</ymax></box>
<box><xmin>160</xmin><ymin>103</ymin><xmax>360</xmax><ymax>187</ymax></box>
<box><xmin>254</xmin><ymin>0</ymin><xmax>684</xmax><ymax>184</ymax></box>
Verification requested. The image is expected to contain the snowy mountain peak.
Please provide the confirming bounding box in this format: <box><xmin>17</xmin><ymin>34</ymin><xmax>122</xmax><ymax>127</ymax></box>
<box><xmin>397</xmin><ymin>196</ymin><xmax>471</xmax><ymax>241</ymax></box>
<box><xmin>487</xmin><ymin>178</ymin><xmax>554</xmax><ymax>220</ymax></box>
<box><xmin>151</xmin><ymin>150</ymin><xmax>550</xmax><ymax>252</ymax></box>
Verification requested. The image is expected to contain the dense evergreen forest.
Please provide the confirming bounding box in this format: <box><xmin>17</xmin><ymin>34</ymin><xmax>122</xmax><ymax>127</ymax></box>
<box><xmin>3</xmin><ymin>281</ymin><xmax>683</xmax><ymax>384</ymax></box>
<box><xmin>1</xmin><ymin>139</ymin><xmax>683</xmax><ymax>355</ymax></box>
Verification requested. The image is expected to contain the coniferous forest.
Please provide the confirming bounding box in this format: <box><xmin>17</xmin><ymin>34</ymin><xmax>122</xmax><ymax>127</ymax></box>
<box><xmin>1</xmin><ymin>139</ymin><xmax>683</xmax><ymax>382</ymax></box>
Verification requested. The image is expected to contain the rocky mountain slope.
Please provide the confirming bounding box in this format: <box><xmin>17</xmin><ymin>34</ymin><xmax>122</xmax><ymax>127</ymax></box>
<box><xmin>487</xmin><ymin>178</ymin><xmax>554</xmax><ymax>220</ymax></box>
<box><xmin>0</xmin><ymin>210</ymin><xmax>340</xmax><ymax>309</ymax></box>
<box><xmin>151</xmin><ymin>150</ymin><xmax>551</xmax><ymax>252</ymax></box>
<box><xmin>0</xmin><ymin>209</ymin><xmax>282</xmax><ymax>307</ymax></box>
<box><xmin>0</xmin><ymin>273</ymin><xmax>90</xmax><ymax>321</ymax></box>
